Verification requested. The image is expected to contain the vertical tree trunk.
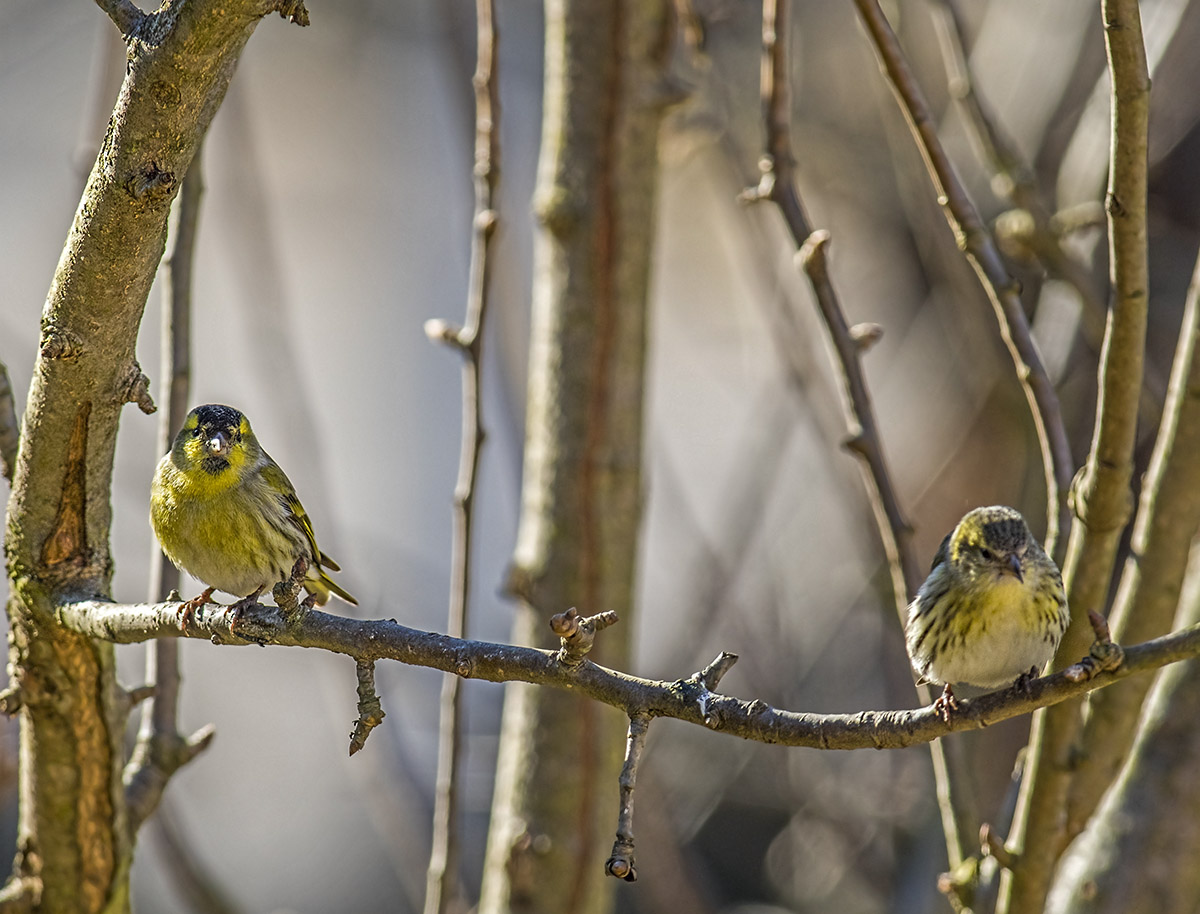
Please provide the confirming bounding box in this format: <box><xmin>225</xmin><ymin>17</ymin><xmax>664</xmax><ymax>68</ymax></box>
<box><xmin>478</xmin><ymin>1</ymin><xmax>672</xmax><ymax>912</ymax></box>
<box><xmin>1046</xmin><ymin>613</ymin><xmax>1200</xmax><ymax>914</ymax></box>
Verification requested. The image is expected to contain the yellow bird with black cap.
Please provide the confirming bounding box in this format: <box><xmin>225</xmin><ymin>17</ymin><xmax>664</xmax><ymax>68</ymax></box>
<box><xmin>150</xmin><ymin>404</ymin><xmax>356</xmax><ymax>623</ymax></box>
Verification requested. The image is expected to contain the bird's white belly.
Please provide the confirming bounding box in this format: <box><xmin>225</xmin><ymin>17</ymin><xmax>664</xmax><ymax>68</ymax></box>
<box><xmin>928</xmin><ymin>609</ymin><xmax>1056</xmax><ymax>689</ymax></box>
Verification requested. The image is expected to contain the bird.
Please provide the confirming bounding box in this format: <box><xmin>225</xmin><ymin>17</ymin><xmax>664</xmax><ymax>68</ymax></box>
<box><xmin>150</xmin><ymin>403</ymin><xmax>357</xmax><ymax>628</ymax></box>
<box><xmin>905</xmin><ymin>505</ymin><xmax>1068</xmax><ymax>713</ymax></box>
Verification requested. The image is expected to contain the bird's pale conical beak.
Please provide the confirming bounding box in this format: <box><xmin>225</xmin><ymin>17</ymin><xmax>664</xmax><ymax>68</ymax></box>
<box><xmin>1007</xmin><ymin>553</ymin><xmax>1024</xmax><ymax>582</ymax></box>
<box><xmin>206</xmin><ymin>431</ymin><xmax>230</xmax><ymax>458</ymax></box>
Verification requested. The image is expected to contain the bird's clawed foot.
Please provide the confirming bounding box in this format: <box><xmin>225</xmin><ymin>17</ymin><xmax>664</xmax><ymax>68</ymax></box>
<box><xmin>225</xmin><ymin>586</ymin><xmax>265</xmax><ymax>636</ymax></box>
<box><xmin>933</xmin><ymin>683</ymin><xmax>959</xmax><ymax>721</ymax></box>
<box><xmin>177</xmin><ymin>587</ymin><xmax>215</xmax><ymax>630</ymax></box>
<box><xmin>1013</xmin><ymin>666</ymin><xmax>1040</xmax><ymax>696</ymax></box>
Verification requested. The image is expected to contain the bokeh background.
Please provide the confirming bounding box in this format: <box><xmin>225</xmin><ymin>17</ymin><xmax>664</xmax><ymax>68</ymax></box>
<box><xmin>3</xmin><ymin>1</ymin><xmax>1200</xmax><ymax>912</ymax></box>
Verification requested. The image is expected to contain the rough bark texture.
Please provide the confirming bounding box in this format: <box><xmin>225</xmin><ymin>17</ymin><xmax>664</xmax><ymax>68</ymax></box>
<box><xmin>2</xmin><ymin>4</ymin><xmax>303</xmax><ymax>910</ymax></box>
<box><xmin>477</xmin><ymin>1</ymin><xmax>671</xmax><ymax>912</ymax></box>
<box><xmin>1047</xmin><ymin>612</ymin><xmax>1200</xmax><ymax>914</ymax></box>
<box><xmin>1067</xmin><ymin>250</ymin><xmax>1200</xmax><ymax>838</ymax></box>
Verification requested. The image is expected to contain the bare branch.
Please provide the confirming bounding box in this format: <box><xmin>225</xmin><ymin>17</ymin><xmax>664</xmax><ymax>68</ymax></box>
<box><xmin>54</xmin><ymin>597</ymin><xmax>1200</xmax><ymax>753</ymax></box>
<box><xmin>125</xmin><ymin>723</ymin><xmax>215</xmax><ymax>834</ymax></box>
<box><xmin>746</xmin><ymin>0</ymin><xmax>919</xmax><ymax>623</ymax></box>
<box><xmin>1001</xmin><ymin>3</ymin><xmax>1150</xmax><ymax>912</ymax></box>
<box><xmin>0</xmin><ymin>361</ymin><xmax>17</xmax><ymax>484</ymax></box>
<box><xmin>927</xmin><ymin>0</ymin><xmax>1108</xmax><ymax>326</ymax></box>
<box><xmin>349</xmin><ymin>660</ymin><xmax>385</xmax><ymax>756</ymax></box>
<box><xmin>981</xmin><ymin>823</ymin><xmax>1016</xmax><ymax>871</ymax></box>
<box><xmin>94</xmin><ymin>0</ymin><xmax>145</xmax><ymax>37</ymax></box>
<box><xmin>926</xmin><ymin>0</ymin><xmax>1170</xmax><ymax>424</ymax></box>
<box><xmin>746</xmin><ymin>0</ymin><xmax>973</xmax><ymax>868</ymax></box>
<box><xmin>121</xmin><ymin>683</ymin><xmax>156</xmax><ymax>712</ymax></box>
<box><xmin>271</xmin><ymin>1</ymin><xmax>309</xmax><ymax>25</ymax></box>
<box><xmin>852</xmin><ymin>0</ymin><xmax>1074</xmax><ymax>554</ymax></box>
<box><xmin>424</xmin><ymin>2</ymin><xmax>499</xmax><ymax>910</ymax></box>
<box><xmin>605</xmin><ymin>714</ymin><xmax>649</xmax><ymax>882</ymax></box>
<box><xmin>693</xmin><ymin>652</ymin><xmax>738</xmax><ymax>691</ymax></box>
<box><xmin>124</xmin><ymin>148</ymin><xmax>207</xmax><ymax>839</ymax></box>
<box><xmin>121</xmin><ymin>362</ymin><xmax>156</xmax><ymax>415</ymax></box>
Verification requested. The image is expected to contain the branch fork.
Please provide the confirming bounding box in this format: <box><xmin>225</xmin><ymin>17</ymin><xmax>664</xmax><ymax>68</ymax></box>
<box><xmin>677</xmin><ymin>652</ymin><xmax>740</xmax><ymax>726</ymax></box>
<box><xmin>980</xmin><ymin>822</ymin><xmax>1017</xmax><ymax>870</ymax></box>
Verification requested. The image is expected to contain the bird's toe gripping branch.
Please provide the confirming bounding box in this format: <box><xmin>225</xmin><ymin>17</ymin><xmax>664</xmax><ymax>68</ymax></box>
<box><xmin>549</xmin><ymin>607</ymin><xmax>620</xmax><ymax>669</ymax></box>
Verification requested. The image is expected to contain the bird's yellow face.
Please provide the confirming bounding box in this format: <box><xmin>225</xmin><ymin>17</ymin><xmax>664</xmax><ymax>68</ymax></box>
<box><xmin>170</xmin><ymin>404</ymin><xmax>259</xmax><ymax>494</ymax></box>
<box><xmin>949</xmin><ymin>507</ymin><xmax>1032</xmax><ymax>586</ymax></box>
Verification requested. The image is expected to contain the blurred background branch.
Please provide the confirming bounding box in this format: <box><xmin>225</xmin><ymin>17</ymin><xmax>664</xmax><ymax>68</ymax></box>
<box><xmin>853</xmin><ymin>0</ymin><xmax>1073</xmax><ymax>555</ymax></box>
<box><xmin>0</xmin><ymin>361</ymin><xmax>17</xmax><ymax>484</ymax></box>
<box><xmin>744</xmin><ymin>0</ymin><xmax>978</xmax><ymax>875</ymax></box>
<box><xmin>423</xmin><ymin>0</ymin><xmax>499</xmax><ymax>909</ymax></box>
<box><xmin>124</xmin><ymin>149</ymin><xmax>209</xmax><ymax>834</ymax></box>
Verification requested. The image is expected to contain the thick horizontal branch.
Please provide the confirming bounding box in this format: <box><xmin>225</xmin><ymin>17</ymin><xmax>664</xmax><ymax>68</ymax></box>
<box><xmin>55</xmin><ymin>598</ymin><xmax>1200</xmax><ymax>751</ymax></box>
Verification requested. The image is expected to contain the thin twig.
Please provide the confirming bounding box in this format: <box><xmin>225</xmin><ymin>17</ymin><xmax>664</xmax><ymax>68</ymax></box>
<box><xmin>852</xmin><ymin>0</ymin><xmax>1074</xmax><ymax>555</ymax></box>
<box><xmin>349</xmin><ymin>659</ymin><xmax>385</xmax><ymax>756</ymax></box>
<box><xmin>605</xmin><ymin>714</ymin><xmax>650</xmax><ymax>882</ymax></box>
<box><xmin>1068</xmin><ymin>248</ymin><xmax>1200</xmax><ymax>837</ymax></box>
<box><xmin>125</xmin><ymin>150</ymin><xmax>209</xmax><ymax>834</ymax></box>
<box><xmin>93</xmin><ymin>0</ymin><xmax>145</xmax><ymax>36</ymax></box>
<box><xmin>925</xmin><ymin>0</ymin><xmax>1169</xmax><ymax>430</ymax></box>
<box><xmin>125</xmin><ymin>725</ymin><xmax>215</xmax><ymax>835</ymax></box>
<box><xmin>694</xmin><ymin>652</ymin><xmax>738</xmax><ymax>691</ymax></box>
<box><xmin>55</xmin><ymin>596</ymin><xmax>1200</xmax><ymax>753</ymax></box>
<box><xmin>1000</xmin><ymin>3</ymin><xmax>1150</xmax><ymax>912</ymax></box>
<box><xmin>0</xmin><ymin>362</ymin><xmax>18</xmax><ymax>483</ymax></box>
<box><xmin>423</xmin><ymin>2</ymin><xmax>499</xmax><ymax>911</ymax></box>
<box><xmin>980</xmin><ymin>822</ymin><xmax>1016</xmax><ymax>871</ymax></box>
<box><xmin>745</xmin><ymin>0</ymin><xmax>974</xmax><ymax>868</ymax></box>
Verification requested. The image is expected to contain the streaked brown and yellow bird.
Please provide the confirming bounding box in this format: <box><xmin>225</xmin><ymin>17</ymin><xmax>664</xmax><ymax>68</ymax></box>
<box><xmin>905</xmin><ymin>505</ymin><xmax>1068</xmax><ymax>711</ymax></box>
<box><xmin>150</xmin><ymin>404</ymin><xmax>356</xmax><ymax>626</ymax></box>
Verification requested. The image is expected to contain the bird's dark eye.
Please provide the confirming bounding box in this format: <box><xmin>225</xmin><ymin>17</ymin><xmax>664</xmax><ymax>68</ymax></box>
<box><xmin>980</xmin><ymin>547</ymin><xmax>995</xmax><ymax>561</ymax></box>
